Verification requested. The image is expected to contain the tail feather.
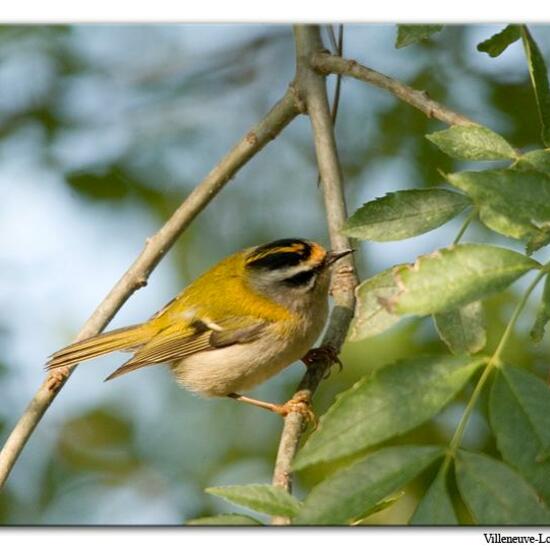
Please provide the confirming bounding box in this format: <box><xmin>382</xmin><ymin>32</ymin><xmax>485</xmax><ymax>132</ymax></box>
<box><xmin>46</xmin><ymin>324</ymin><xmax>148</xmax><ymax>370</ymax></box>
<box><xmin>104</xmin><ymin>359</ymin><xmax>149</xmax><ymax>382</ymax></box>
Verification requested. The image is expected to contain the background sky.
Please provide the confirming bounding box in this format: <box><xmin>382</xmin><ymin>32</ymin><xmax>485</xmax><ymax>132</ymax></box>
<box><xmin>1</xmin><ymin>24</ymin><xmax>549</xmax><ymax>524</ymax></box>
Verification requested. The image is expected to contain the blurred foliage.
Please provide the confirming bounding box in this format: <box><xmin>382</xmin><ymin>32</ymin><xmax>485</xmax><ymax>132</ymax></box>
<box><xmin>1</xmin><ymin>23</ymin><xmax>550</xmax><ymax>525</ymax></box>
<box><xmin>56</xmin><ymin>408</ymin><xmax>140</xmax><ymax>477</ymax></box>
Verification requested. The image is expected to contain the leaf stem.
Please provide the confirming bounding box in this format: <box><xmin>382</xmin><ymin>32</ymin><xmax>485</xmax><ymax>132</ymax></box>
<box><xmin>452</xmin><ymin>209</ymin><xmax>477</xmax><ymax>245</ymax></box>
<box><xmin>442</xmin><ymin>265</ymin><xmax>548</xmax><ymax>472</ymax></box>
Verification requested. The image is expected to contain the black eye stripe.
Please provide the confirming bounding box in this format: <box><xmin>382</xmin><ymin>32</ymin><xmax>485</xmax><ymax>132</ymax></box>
<box><xmin>283</xmin><ymin>269</ymin><xmax>316</xmax><ymax>287</ymax></box>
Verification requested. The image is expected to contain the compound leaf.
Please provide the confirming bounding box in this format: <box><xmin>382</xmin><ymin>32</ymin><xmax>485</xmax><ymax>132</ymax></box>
<box><xmin>456</xmin><ymin>450</ymin><xmax>550</xmax><ymax>524</ymax></box>
<box><xmin>393</xmin><ymin>244</ymin><xmax>539</xmax><ymax>316</ymax></box>
<box><xmin>447</xmin><ymin>169</ymin><xmax>550</xmax><ymax>254</ymax></box>
<box><xmin>293</xmin><ymin>356</ymin><xmax>482</xmax><ymax>471</ymax></box>
<box><xmin>490</xmin><ymin>366</ymin><xmax>550</xmax><ymax>504</ymax></box>
<box><xmin>295</xmin><ymin>446</ymin><xmax>443</xmax><ymax>525</ymax></box>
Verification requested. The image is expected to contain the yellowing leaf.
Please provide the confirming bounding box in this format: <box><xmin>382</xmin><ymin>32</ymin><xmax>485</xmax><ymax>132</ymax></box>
<box><xmin>348</xmin><ymin>267</ymin><xmax>403</xmax><ymax>341</ymax></box>
<box><xmin>427</xmin><ymin>125</ymin><xmax>517</xmax><ymax>161</ymax></box>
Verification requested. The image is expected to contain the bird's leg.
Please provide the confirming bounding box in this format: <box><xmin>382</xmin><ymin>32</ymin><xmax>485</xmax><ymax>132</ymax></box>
<box><xmin>301</xmin><ymin>344</ymin><xmax>343</xmax><ymax>379</ymax></box>
<box><xmin>227</xmin><ymin>390</ymin><xmax>317</xmax><ymax>426</ymax></box>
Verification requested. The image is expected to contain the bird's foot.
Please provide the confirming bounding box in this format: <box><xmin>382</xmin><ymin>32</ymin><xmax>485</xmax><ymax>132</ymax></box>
<box><xmin>302</xmin><ymin>345</ymin><xmax>343</xmax><ymax>379</ymax></box>
<box><xmin>274</xmin><ymin>390</ymin><xmax>317</xmax><ymax>427</ymax></box>
<box><xmin>228</xmin><ymin>389</ymin><xmax>317</xmax><ymax>426</ymax></box>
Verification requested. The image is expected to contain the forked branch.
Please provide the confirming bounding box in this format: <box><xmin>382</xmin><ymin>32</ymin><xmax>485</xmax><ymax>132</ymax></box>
<box><xmin>311</xmin><ymin>52</ymin><xmax>474</xmax><ymax>127</ymax></box>
<box><xmin>270</xmin><ymin>27</ymin><xmax>483</xmax><ymax>525</ymax></box>
<box><xmin>271</xmin><ymin>26</ymin><xmax>358</xmax><ymax>523</ymax></box>
<box><xmin>1</xmin><ymin>25</ymin><xmax>479</xmax><ymax>500</ymax></box>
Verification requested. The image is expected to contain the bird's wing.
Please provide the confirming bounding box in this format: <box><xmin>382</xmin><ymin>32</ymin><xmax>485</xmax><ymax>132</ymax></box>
<box><xmin>105</xmin><ymin>318</ymin><xmax>268</xmax><ymax>381</ymax></box>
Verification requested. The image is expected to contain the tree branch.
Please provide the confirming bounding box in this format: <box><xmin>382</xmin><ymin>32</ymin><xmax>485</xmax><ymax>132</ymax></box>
<box><xmin>0</xmin><ymin>87</ymin><xmax>301</xmax><ymax>489</ymax></box>
<box><xmin>311</xmin><ymin>52</ymin><xmax>475</xmax><ymax>127</ymax></box>
<box><xmin>271</xmin><ymin>26</ymin><xmax>358</xmax><ymax>524</ymax></box>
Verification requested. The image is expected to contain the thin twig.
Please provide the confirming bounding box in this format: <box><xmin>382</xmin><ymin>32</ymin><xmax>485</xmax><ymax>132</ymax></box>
<box><xmin>326</xmin><ymin>25</ymin><xmax>338</xmax><ymax>53</ymax></box>
<box><xmin>316</xmin><ymin>26</ymin><xmax>343</xmax><ymax>187</ymax></box>
<box><xmin>271</xmin><ymin>26</ymin><xmax>358</xmax><ymax>524</ymax></box>
<box><xmin>330</xmin><ymin>26</ymin><xmax>344</xmax><ymax>127</ymax></box>
<box><xmin>0</xmin><ymin>88</ymin><xmax>301</xmax><ymax>489</ymax></box>
<box><xmin>311</xmin><ymin>52</ymin><xmax>475</xmax><ymax>127</ymax></box>
<box><xmin>452</xmin><ymin>209</ymin><xmax>477</xmax><ymax>245</ymax></box>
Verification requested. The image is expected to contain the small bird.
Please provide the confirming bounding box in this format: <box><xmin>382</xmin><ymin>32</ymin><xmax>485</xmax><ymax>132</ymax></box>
<box><xmin>46</xmin><ymin>238</ymin><xmax>352</xmax><ymax>416</ymax></box>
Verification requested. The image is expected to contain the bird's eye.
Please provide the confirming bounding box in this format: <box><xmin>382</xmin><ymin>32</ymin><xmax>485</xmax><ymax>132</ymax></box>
<box><xmin>283</xmin><ymin>269</ymin><xmax>316</xmax><ymax>287</ymax></box>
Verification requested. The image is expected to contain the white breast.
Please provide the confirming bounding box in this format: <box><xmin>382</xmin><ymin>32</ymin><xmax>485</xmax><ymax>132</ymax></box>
<box><xmin>171</xmin><ymin>300</ymin><xmax>328</xmax><ymax>397</ymax></box>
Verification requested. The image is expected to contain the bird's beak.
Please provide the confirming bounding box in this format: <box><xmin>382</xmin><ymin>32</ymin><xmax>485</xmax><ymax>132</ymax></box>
<box><xmin>326</xmin><ymin>248</ymin><xmax>354</xmax><ymax>266</ymax></box>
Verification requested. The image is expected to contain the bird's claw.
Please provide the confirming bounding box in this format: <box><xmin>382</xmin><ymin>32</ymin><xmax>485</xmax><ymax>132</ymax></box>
<box><xmin>275</xmin><ymin>390</ymin><xmax>317</xmax><ymax>428</ymax></box>
<box><xmin>302</xmin><ymin>345</ymin><xmax>343</xmax><ymax>379</ymax></box>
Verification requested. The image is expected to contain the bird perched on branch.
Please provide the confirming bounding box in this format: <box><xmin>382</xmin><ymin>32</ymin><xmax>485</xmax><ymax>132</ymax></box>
<box><xmin>46</xmin><ymin>238</ymin><xmax>352</xmax><ymax>418</ymax></box>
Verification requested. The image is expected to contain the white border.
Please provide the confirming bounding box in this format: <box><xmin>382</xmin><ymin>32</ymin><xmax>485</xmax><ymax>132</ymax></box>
<box><xmin>2</xmin><ymin>0</ymin><xmax>550</xmax><ymax>23</ymax></box>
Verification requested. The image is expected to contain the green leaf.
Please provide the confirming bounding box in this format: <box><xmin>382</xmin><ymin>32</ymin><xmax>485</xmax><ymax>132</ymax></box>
<box><xmin>393</xmin><ymin>244</ymin><xmax>540</xmax><ymax>316</ymax></box>
<box><xmin>395</xmin><ymin>25</ymin><xmax>443</xmax><ymax>48</ymax></box>
<box><xmin>351</xmin><ymin>494</ymin><xmax>403</xmax><ymax>524</ymax></box>
<box><xmin>343</xmin><ymin>189</ymin><xmax>471</xmax><ymax>242</ymax></box>
<box><xmin>348</xmin><ymin>267</ymin><xmax>403</xmax><ymax>341</ymax></box>
<box><xmin>410</xmin><ymin>470</ymin><xmax>458</xmax><ymax>525</ymax></box>
<box><xmin>426</xmin><ymin>125</ymin><xmax>517</xmax><ymax>161</ymax></box>
<box><xmin>490</xmin><ymin>366</ymin><xmax>550</xmax><ymax>504</ymax></box>
<box><xmin>205</xmin><ymin>484</ymin><xmax>301</xmax><ymax>518</ymax></box>
<box><xmin>521</xmin><ymin>26</ymin><xmax>550</xmax><ymax>147</ymax></box>
<box><xmin>531</xmin><ymin>275</ymin><xmax>550</xmax><ymax>342</ymax></box>
<box><xmin>477</xmin><ymin>25</ymin><xmax>521</xmax><ymax>57</ymax></box>
<box><xmin>293</xmin><ymin>355</ymin><xmax>482</xmax><ymax>471</ymax></box>
<box><xmin>433</xmin><ymin>301</ymin><xmax>486</xmax><ymax>355</ymax></box>
<box><xmin>57</xmin><ymin>409</ymin><xmax>140</xmax><ymax>477</ymax></box>
<box><xmin>518</xmin><ymin>149</ymin><xmax>550</xmax><ymax>174</ymax></box>
<box><xmin>528</xmin><ymin>229</ymin><xmax>550</xmax><ymax>256</ymax></box>
<box><xmin>447</xmin><ymin>169</ymin><xmax>550</xmax><ymax>254</ymax></box>
<box><xmin>455</xmin><ymin>450</ymin><xmax>550</xmax><ymax>524</ymax></box>
<box><xmin>294</xmin><ymin>446</ymin><xmax>443</xmax><ymax>525</ymax></box>
<box><xmin>187</xmin><ymin>514</ymin><xmax>262</xmax><ymax>525</ymax></box>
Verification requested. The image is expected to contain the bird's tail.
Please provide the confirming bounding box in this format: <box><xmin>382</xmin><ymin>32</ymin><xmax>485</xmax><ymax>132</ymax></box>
<box><xmin>46</xmin><ymin>324</ymin><xmax>149</xmax><ymax>371</ymax></box>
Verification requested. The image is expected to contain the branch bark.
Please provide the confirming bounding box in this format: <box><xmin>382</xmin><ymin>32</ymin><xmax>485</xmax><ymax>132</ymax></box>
<box><xmin>0</xmin><ymin>87</ymin><xmax>301</xmax><ymax>489</ymax></box>
<box><xmin>271</xmin><ymin>26</ymin><xmax>358</xmax><ymax>524</ymax></box>
<box><xmin>1</xmin><ymin>24</ymin><xmax>482</xmax><ymax>501</ymax></box>
<box><xmin>269</xmin><ymin>37</ymin><xmax>482</xmax><ymax>525</ymax></box>
<box><xmin>311</xmin><ymin>52</ymin><xmax>475</xmax><ymax>127</ymax></box>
